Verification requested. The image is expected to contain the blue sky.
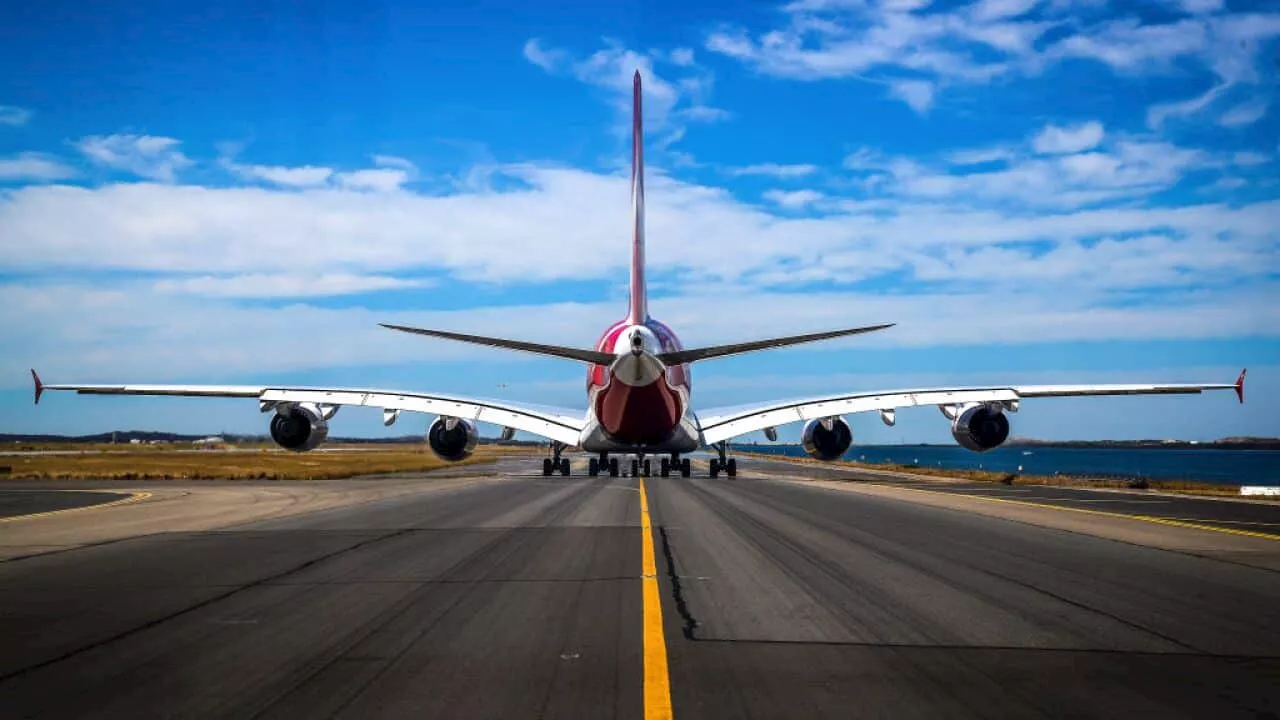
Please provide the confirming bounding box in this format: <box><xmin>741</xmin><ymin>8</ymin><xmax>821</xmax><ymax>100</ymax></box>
<box><xmin>1</xmin><ymin>0</ymin><xmax>1277</xmax><ymax>443</ymax></box>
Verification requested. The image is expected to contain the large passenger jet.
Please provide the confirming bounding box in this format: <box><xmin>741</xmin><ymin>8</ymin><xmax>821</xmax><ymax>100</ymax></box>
<box><xmin>32</xmin><ymin>71</ymin><xmax>1246</xmax><ymax>479</ymax></box>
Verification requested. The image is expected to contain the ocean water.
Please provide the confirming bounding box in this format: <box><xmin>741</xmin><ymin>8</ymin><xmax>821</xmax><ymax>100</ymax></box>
<box><xmin>736</xmin><ymin>444</ymin><xmax>1280</xmax><ymax>486</ymax></box>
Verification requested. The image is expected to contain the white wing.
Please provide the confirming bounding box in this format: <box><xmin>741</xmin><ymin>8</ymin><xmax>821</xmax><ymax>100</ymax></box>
<box><xmin>695</xmin><ymin>371</ymin><xmax>1246</xmax><ymax>446</ymax></box>
<box><xmin>32</xmin><ymin>372</ymin><xmax>585</xmax><ymax>446</ymax></box>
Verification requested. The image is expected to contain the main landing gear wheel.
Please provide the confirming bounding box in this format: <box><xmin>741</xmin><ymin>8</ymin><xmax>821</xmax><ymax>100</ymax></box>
<box><xmin>630</xmin><ymin>459</ymin><xmax>640</xmax><ymax>477</ymax></box>
<box><xmin>588</xmin><ymin>458</ymin><xmax>599</xmax><ymax>477</ymax></box>
<box><xmin>660</xmin><ymin>458</ymin><xmax>670</xmax><ymax>477</ymax></box>
<box><xmin>543</xmin><ymin>442</ymin><xmax>571</xmax><ymax>477</ymax></box>
<box><xmin>711</xmin><ymin>453</ymin><xmax>742</xmax><ymax>476</ymax></box>
<box><xmin>643</xmin><ymin>459</ymin><xmax>652</xmax><ymax>477</ymax></box>
<box><xmin>609</xmin><ymin>457</ymin><xmax>620</xmax><ymax>477</ymax></box>
<box><xmin>681</xmin><ymin>457</ymin><xmax>691</xmax><ymax>478</ymax></box>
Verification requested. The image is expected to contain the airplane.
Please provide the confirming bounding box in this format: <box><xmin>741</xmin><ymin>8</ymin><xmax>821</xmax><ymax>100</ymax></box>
<box><xmin>31</xmin><ymin>71</ymin><xmax>1247</xmax><ymax>480</ymax></box>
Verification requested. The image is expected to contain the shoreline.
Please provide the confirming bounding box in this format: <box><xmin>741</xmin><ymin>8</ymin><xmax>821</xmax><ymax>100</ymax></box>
<box><xmin>734</xmin><ymin>450</ymin><xmax>1279</xmax><ymax>501</ymax></box>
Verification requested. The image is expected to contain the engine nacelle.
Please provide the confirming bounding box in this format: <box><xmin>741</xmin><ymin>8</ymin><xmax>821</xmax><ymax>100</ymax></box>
<box><xmin>951</xmin><ymin>403</ymin><xmax>1011</xmax><ymax>452</ymax></box>
<box><xmin>269</xmin><ymin>403</ymin><xmax>330</xmax><ymax>452</ymax></box>
<box><xmin>801</xmin><ymin>416</ymin><xmax>853</xmax><ymax>461</ymax></box>
<box><xmin>427</xmin><ymin>416</ymin><xmax>479</xmax><ymax>461</ymax></box>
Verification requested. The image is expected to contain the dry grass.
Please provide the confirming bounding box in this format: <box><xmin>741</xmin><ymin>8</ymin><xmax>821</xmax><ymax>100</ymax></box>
<box><xmin>735</xmin><ymin>451</ymin><xmax>1258</xmax><ymax>499</ymax></box>
<box><xmin>0</xmin><ymin>443</ymin><xmax>534</xmax><ymax>481</ymax></box>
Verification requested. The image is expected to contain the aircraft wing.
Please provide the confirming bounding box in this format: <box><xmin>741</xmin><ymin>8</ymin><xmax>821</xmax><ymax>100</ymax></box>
<box><xmin>695</xmin><ymin>370</ymin><xmax>1246</xmax><ymax>446</ymax></box>
<box><xmin>31</xmin><ymin>371</ymin><xmax>586</xmax><ymax>446</ymax></box>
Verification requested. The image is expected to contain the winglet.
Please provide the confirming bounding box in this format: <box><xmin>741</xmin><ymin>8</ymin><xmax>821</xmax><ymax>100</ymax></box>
<box><xmin>1235</xmin><ymin>368</ymin><xmax>1246</xmax><ymax>404</ymax></box>
<box><xmin>31</xmin><ymin>368</ymin><xmax>44</xmax><ymax>405</ymax></box>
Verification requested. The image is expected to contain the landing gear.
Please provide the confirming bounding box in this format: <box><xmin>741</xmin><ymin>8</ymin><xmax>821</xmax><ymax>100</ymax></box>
<box><xmin>543</xmin><ymin>442</ymin><xmax>571</xmax><ymax>476</ymax></box>
<box><xmin>709</xmin><ymin>442</ymin><xmax>737</xmax><ymax>478</ymax></box>
<box><xmin>659</xmin><ymin>455</ymin><xmax>687</xmax><ymax>478</ymax></box>
<box><xmin>643</xmin><ymin>458</ymin><xmax>652</xmax><ymax>477</ymax></box>
<box><xmin>664</xmin><ymin>455</ymin><xmax>690</xmax><ymax>478</ymax></box>
<box><xmin>590</xmin><ymin>454</ymin><xmax>619</xmax><ymax>477</ymax></box>
<box><xmin>630</xmin><ymin>458</ymin><xmax>640</xmax><ymax>477</ymax></box>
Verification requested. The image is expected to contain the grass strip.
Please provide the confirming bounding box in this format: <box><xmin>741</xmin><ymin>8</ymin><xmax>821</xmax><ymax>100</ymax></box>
<box><xmin>1</xmin><ymin>444</ymin><xmax>534</xmax><ymax>481</ymax></box>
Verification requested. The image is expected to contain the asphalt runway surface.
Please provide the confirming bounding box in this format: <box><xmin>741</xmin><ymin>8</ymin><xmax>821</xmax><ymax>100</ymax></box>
<box><xmin>0</xmin><ymin>489</ymin><xmax>127</xmax><ymax>519</ymax></box>
<box><xmin>740</xmin><ymin>455</ymin><xmax>1280</xmax><ymax>534</ymax></box>
<box><xmin>2</xmin><ymin>456</ymin><xmax>1279</xmax><ymax>719</ymax></box>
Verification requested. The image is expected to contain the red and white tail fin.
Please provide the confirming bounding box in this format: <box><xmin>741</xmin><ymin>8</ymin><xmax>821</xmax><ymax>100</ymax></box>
<box><xmin>628</xmin><ymin>70</ymin><xmax>648</xmax><ymax>325</ymax></box>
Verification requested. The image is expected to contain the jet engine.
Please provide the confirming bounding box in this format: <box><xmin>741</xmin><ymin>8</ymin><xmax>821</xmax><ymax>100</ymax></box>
<box><xmin>427</xmin><ymin>416</ymin><xmax>479</xmax><ymax>461</ymax></box>
<box><xmin>801</xmin><ymin>416</ymin><xmax>853</xmax><ymax>461</ymax></box>
<box><xmin>951</xmin><ymin>403</ymin><xmax>1011</xmax><ymax>452</ymax></box>
<box><xmin>269</xmin><ymin>403</ymin><xmax>329</xmax><ymax>452</ymax></box>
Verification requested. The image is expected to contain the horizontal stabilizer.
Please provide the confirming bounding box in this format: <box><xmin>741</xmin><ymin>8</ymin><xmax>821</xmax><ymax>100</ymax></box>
<box><xmin>657</xmin><ymin>323</ymin><xmax>894</xmax><ymax>365</ymax></box>
<box><xmin>380</xmin><ymin>323</ymin><xmax>616</xmax><ymax>365</ymax></box>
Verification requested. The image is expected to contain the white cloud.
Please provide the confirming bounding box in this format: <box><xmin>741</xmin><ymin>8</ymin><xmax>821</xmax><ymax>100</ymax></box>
<box><xmin>1218</xmin><ymin>97</ymin><xmax>1270</xmax><ymax>127</ymax></box>
<box><xmin>4</xmin><ymin>281</ymin><xmax>1275</xmax><ymax>388</ymax></box>
<box><xmin>888</xmin><ymin>79</ymin><xmax>935</xmax><ymax>113</ymax></box>
<box><xmin>228</xmin><ymin>162</ymin><xmax>334</xmax><ymax>188</ymax></box>
<box><xmin>1031</xmin><ymin>121</ymin><xmax>1104</xmax><ymax>154</ymax></box>
<box><xmin>75</xmin><ymin>134</ymin><xmax>193</xmax><ymax>182</ymax></box>
<box><xmin>1051</xmin><ymin>12</ymin><xmax>1280</xmax><ymax>126</ymax></box>
<box><xmin>727</xmin><ymin>163</ymin><xmax>820</xmax><ymax>177</ymax></box>
<box><xmin>153</xmin><ymin>273</ymin><xmax>431</xmax><ymax>298</ymax></box>
<box><xmin>946</xmin><ymin>146</ymin><xmax>1015</xmax><ymax>166</ymax></box>
<box><xmin>856</xmin><ymin>138</ymin><xmax>1212</xmax><ymax>209</ymax></box>
<box><xmin>0</xmin><ymin>105</ymin><xmax>32</xmax><ymax>126</ymax></box>
<box><xmin>522</xmin><ymin>39</ymin><xmax>566</xmax><ymax>72</ymax></box>
<box><xmin>0</xmin><ymin>152</ymin><xmax>76</xmax><ymax>181</ymax></box>
<box><xmin>1146</xmin><ymin>82</ymin><xmax>1230</xmax><ymax>129</ymax></box>
<box><xmin>220</xmin><ymin>153</ymin><xmax>416</xmax><ymax>190</ymax></box>
<box><xmin>708</xmin><ymin>1</ymin><xmax>1280</xmax><ymax>120</ymax></box>
<box><xmin>1233</xmin><ymin>151</ymin><xmax>1269</xmax><ymax>166</ymax></box>
<box><xmin>334</xmin><ymin>168</ymin><xmax>411</xmax><ymax>192</ymax></box>
<box><xmin>1204</xmin><ymin>176</ymin><xmax>1247</xmax><ymax>191</ymax></box>
<box><xmin>970</xmin><ymin>0</ymin><xmax>1041</xmax><ymax>22</ymax></box>
<box><xmin>763</xmin><ymin>188</ymin><xmax>825</xmax><ymax>207</ymax></box>
<box><xmin>1170</xmin><ymin>0</ymin><xmax>1225</xmax><ymax>14</ymax></box>
<box><xmin>669</xmin><ymin>48</ymin><xmax>696</xmax><ymax>66</ymax></box>
<box><xmin>372</xmin><ymin>155</ymin><xmax>417</xmax><ymax>171</ymax></box>
<box><xmin>523</xmin><ymin>38</ymin><xmax>727</xmax><ymax>142</ymax></box>
<box><xmin>0</xmin><ymin>155</ymin><xmax>1272</xmax><ymax>289</ymax></box>
<box><xmin>705</xmin><ymin>0</ymin><xmax>1055</xmax><ymax>109</ymax></box>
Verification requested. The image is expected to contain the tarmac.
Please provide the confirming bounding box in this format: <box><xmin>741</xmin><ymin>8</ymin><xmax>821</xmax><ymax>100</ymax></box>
<box><xmin>1</xmin><ymin>454</ymin><xmax>1278</xmax><ymax>719</ymax></box>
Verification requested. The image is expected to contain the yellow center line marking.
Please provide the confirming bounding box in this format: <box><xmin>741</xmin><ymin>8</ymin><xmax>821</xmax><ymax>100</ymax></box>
<box><xmin>0</xmin><ymin>490</ymin><xmax>152</xmax><ymax>524</ymax></box>
<box><xmin>639</xmin><ymin>478</ymin><xmax>674</xmax><ymax>720</ymax></box>
<box><xmin>881</xmin><ymin>484</ymin><xmax>1280</xmax><ymax>541</ymax></box>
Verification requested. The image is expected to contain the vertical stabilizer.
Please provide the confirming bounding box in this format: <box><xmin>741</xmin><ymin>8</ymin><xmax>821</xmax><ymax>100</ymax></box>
<box><xmin>628</xmin><ymin>70</ymin><xmax>648</xmax><ymax>325</ymax></box>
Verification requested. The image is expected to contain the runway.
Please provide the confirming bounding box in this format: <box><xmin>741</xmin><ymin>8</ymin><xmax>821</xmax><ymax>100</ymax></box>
<box><xmin>2</xmin><ymin>456</ymin><xmax>1279</xmax><ymax>718</ymax></box>
<box><xmin>0</xmin><ymin>489</ymin><xmax>129</xmax><ymax>520</ymax></box>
